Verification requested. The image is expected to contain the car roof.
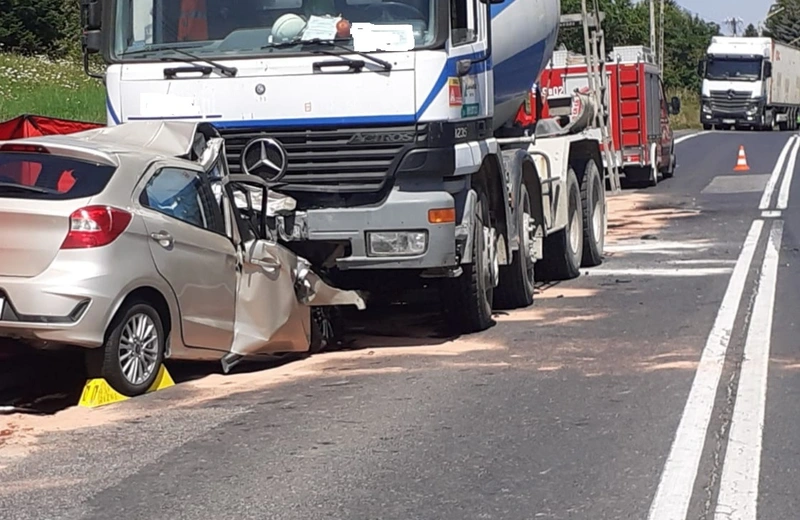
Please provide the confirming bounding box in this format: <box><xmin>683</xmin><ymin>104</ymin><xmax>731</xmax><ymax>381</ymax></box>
<box><xmin>0</xmin><ymin>121</ymin><xmax>219</xmax><ymax>168</ymax></box>
<box><xmin>0</xmin><ymin>121</ymin><xmax>223</xmax><ymax>203</ymax></box>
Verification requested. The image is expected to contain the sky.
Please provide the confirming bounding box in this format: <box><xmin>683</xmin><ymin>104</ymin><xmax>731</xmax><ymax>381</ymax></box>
<box><xmin>673</xmin><ymin>0</ymin><xmax>773</xmax><ymax>30</ymax></box>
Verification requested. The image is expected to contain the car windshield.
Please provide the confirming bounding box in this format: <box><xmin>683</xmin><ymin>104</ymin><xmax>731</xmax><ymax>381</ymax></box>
<box><xmin>705</xmin><ymin>58</ymin><xmax>762</xmax><ymax>81</ymax></box>
<box><xmin>0</xmin><ymin>152</ymin><xmax>116</xmax><ymax>200</ymax></box>
<box><xmin>113</xmin><ymin>0</ymin><xmax>436</xmax><ymax>59</ymax></box>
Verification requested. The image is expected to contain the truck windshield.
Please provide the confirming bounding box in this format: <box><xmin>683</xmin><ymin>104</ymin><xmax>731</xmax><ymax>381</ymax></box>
<box><xmin>705</xmin><ymin>58</ymin><xmax>763</xmax><ymax>81</ymax></box>
<box><xmin>112</xmin><ymin>0</ymin><xmax>436</xmax><ymax>59</ymax></box>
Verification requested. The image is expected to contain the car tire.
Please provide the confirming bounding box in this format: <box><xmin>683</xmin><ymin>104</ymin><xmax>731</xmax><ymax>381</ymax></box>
<box><xmin>87</xmin><ymin>301</ymin><xmax>165</xmax><ymax>397</ymax></box>
<box><xmin>535</xmin><ymin>167</ymin><xmax>583</xmax><ymax>281</ymax></box>
<box><xmin>441</xmin><ymin>189</ymin><xmax>495</xmax><ymax>334</ymax></box>
<box><xmin>494</xmin><ymin>183</ymin><xmax>535</xmax><ymax>310</ymax></box>
<box><xmin>580</xmin><ymin>159</ymin><xmax>605</xmax><ymax>268</ymax></box>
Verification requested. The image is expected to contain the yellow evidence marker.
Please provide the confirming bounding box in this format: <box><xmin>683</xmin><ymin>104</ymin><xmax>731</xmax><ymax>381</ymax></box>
<box><xmin>78</xmin><ymin>365</ymin><xmax>175</xmax><ymax>408</ymax></box>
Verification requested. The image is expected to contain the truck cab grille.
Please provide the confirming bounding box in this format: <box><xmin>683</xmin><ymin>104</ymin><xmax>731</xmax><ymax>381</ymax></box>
<box><xmin>708</xmin><ymin>90</ymin><xmax>752</xmax><ymax>113</ymax></box>
<box><xmin>217</xmin><ymin>124</ymin><xmax>426</xmax><ymax>194</ymax></box>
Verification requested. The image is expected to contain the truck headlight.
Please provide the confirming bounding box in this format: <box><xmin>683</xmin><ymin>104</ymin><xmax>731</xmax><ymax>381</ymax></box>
<box><xmin>702</xmin><ymin>104</ymin><xmax>712</xmax><ymax>114</ymax></box>
<box><xmin>746</xmin><ymin>106</ymin><xmax>758</xmax><ymax>115</ymax></box>
<box><xmin>367</xmin><ymin>231</ymin><xmax>427</xmax><ymax>256</ymax></box>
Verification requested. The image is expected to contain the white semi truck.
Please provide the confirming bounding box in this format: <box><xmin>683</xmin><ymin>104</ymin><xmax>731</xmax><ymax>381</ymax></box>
<box><xmin>79</xmin><ymin>0</ymin><xmax>611</xmax><ymax>334</ymax></box>
<box><xmin>698</xmin><ymin>36</ymin><xmax>800</xmax><ymax>131</ymax></box>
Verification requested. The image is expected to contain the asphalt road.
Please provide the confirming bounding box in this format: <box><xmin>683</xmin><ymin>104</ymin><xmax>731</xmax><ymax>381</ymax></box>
<box><xmin>1</xmin><ymin>129</ymin><xmax>799</xmax><ymax>520</ymax></box>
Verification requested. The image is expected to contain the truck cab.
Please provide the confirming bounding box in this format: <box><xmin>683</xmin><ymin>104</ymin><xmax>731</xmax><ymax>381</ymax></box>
<box><xmin>698</xmin><ymin>37</ymin><xmax>775</xmax><ymax>131</ymax></box>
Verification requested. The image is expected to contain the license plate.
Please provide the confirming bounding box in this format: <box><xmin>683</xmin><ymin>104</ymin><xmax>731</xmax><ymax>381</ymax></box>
<box><xmin>723</xmin><ymin>119</ymin><xmax>735</xmax><ymax>124</ymax></box>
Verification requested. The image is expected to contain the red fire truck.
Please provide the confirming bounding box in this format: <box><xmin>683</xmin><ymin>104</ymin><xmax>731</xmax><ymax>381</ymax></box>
<box><xmin>539</xmin><ymin>46</ymin><xmax>682</xmax><ymax>186</ymax></box>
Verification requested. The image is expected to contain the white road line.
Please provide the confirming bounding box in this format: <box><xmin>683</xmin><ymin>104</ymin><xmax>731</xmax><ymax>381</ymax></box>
<box><xmin>647</xmin><ymin>220</ymin><xmax>764</xmax><ymax>520</ymax></box>
<box><xmin>586</xmin><ymin>267</ymin><xmax>732</xmax><ymax>277</ymax></box>
<box><xmin>761</xmin><ymin>210</ymin><xmax>782</xmax><ymax>218</ymax></box>
<box><xmin>776</xmin><ymin>136</ymin><xmax>800</xmax><ymax>209</ymax></box>
<box><xmin>675</xmin><ymin>132</ymin><xmax>708</xmax><ymax>145</ymax></box>
<box><xmin>759</xmin><ymin>135</ymin><xmax>797</xmax><ymax>210</ymax></box>
<box><xmin>605</xmin><ymin>241</ymin><xmax>715</xmax><ymax>253</ymax></box>
<box><xmin>713</xmin><ymin>220</ymin><xmax>783</xmax><ymax>520</ymax></box>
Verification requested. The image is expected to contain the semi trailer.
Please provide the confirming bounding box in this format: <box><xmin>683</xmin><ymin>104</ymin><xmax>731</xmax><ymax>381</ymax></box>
<box><xmin>80</xmin><ymin>0</ymin><xmax>613</xmax><ymax>334</ymax></box>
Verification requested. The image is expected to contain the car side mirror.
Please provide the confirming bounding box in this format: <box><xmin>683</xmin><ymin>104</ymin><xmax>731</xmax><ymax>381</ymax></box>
<box><xmin>246</xmin><ymin>240</ymin><xmax>281</xmax><ymax>271</ymax></box>
<box><xmin>670</xmin><ymin>96</ymin><xmax>681</xmax><ymax>115</ymax></box>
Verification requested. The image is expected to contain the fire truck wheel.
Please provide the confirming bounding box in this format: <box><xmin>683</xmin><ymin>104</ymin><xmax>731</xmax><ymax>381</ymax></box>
<box><xmin>580</xmin><ymin>160</ymin><xmax>605</xmax><ymax>268</ymax></box>
<box><xmin>441</xmin><ymin>189</ymin><xmax>495</xmax><ymax>333</ymax></box>
<box><xmin>494</xmin><ymin>183</ymin><xmax>535</xmax><ymax>310</ymax></box>
<box><xmin>535</xmin><ymin>167</ymin><xmax>582</xmax><ymax>281</ymax></box>
<box><xmin>662</xmin><ymin>147</ymin><xmax>675</xmax><ymax>179</ymax></box>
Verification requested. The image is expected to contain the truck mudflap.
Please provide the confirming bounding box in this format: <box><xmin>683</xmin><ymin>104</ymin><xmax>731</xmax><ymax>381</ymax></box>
<box><xmin>229</xmin><ymin>239</ymin><xmax>365</xmax><ymax>359</ymax></box>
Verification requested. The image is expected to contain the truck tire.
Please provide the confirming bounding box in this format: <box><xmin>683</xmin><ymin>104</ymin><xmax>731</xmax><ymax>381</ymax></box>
<box><xmin>535</xmin><ymin>168</ymin><xmax>583</xmax><ymax>281</ymax></box>
<box><xmin>703</xmin><ymin>124</ymin><xmax>712</xmax><ymax>131</ymax></box>
<box><xmin>580</xmin><ymin>160</ymin><xmax>605</xmax><ymax>268</ymax></box>
<box><xmin>441</xmin><ymin>190</ymin><xmax>495</xmax><ymax>333</ymax></box>
<box><xmin>494</xmin><ymin>184</ymin><xmax>535</xmax><ymax>310</ymax></box>
<box><xmin>661</xmin><ymin>145</ymin><xmax>676</xmax><ymax>179</ymax></box>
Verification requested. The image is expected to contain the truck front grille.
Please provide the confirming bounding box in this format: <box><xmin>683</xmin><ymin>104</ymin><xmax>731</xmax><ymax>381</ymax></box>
<box><xmin>217</xmin><ymin>124</ymin><xmax>426</xmax><ymax>194</ymax></box>
<box><xmin>708</xmin><ymin>90</ymin><xmax>752</xmax><ymax>113</ymax></box>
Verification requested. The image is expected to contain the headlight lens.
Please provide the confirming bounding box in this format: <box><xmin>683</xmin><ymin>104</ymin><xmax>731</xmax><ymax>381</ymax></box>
<box><xmin>367</xmin><ymin>231</ymin><xmax>427</xmax><ymax>256</ymax></box>
<box><xmin>702</xmin><ymin>104</ymin><xmax>712</xmax><ymax>114</ymax></box>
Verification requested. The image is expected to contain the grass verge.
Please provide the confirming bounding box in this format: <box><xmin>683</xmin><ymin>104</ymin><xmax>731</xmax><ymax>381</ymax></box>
<box><xmin>668</xmin><ymin>86</ymin><xmax>701</xmax><ymax>130</ymax></box>
<box><xmin>0</xmin><ymin>53</ymin><xmax>105</xmax><ymax>123</ymax></box>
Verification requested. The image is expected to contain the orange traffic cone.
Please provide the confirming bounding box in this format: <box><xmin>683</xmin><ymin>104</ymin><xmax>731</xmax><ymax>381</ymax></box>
<box><xmin>734</xmin><ymin>145</ymin><xmax>750</xmax><ymax>171</ymax></box>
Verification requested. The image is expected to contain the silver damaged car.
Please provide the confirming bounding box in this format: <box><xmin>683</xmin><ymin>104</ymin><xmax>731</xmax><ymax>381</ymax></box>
<box><xmin>0</xmin><ymin>121</ymin><xmax>364</xmax><ymax>396</ymax></box>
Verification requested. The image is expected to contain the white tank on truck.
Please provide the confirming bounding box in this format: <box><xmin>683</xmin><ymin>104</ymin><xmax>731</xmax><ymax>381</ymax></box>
<box><xmin>80</xmin><ymin>0</ymin><xmax>611</xmax><ymax>335</ymax></box>
<box><xmin>698</xmin><ymin>36</ymin><xmax>800</xmax><ymax>131</ymax></box>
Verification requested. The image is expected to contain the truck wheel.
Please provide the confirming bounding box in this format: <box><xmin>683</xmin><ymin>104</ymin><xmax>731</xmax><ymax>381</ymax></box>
<box><xmin>661</xmin><ymin>146</ymin><xmax>676</xmax><ymax>179</ymax></box>
<box><xmin>85</xmin><ymin>301</ymin><xmax>165</xmax><ymax>397</ymax></box>
<box><xmin>703</xmin><ymin>124</ymin><xmax>712</xmax><ymax>131</ymax></box>
<box><xmin>494</xmin><ymin>184</ymin><xmax>535</xmax><ymax>310</ymax></box>
<box><xmin>441</xmin><ymin>190</ymin><xmax>495</xmax><ymax>333</ymax></box>
<box><xmin>535</xmin><ymin>168</ymin><xmax>583</xmax><ymax>281</ymax></box>
<box><xmin>580</xmin><ymin>160</ymin><xmax>605</xmax><ymax>268</ymax></box>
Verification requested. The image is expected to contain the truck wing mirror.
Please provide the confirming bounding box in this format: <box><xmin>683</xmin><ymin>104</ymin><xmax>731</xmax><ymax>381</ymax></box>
<box><xmin>696</xmin><ymin>59</ymin><xmax>706</xmax><ymax>76</ymax></box>
<box><xmin>764</xmin><ymin>61</ymin><xmax>772</xmax><ymax>78</ymax></box>
<box><xmin>80</xmin><ymin>0</ymin><xmax>102</xmax><ymax>56</ymax></box>
<box><xmin>670</xmin><ymin>96</ymin><xmax>681</xmax><ymax>115</ymax></box>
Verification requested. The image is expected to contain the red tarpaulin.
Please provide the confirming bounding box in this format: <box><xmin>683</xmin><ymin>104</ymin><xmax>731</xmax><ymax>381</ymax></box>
<box><xmin>0</xmin><ymin>114</ymin><xmax>103</xmax><ymax>140</ymax></box>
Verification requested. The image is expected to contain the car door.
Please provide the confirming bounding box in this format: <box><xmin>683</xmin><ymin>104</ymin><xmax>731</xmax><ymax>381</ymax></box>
<box><xmin>138</xmin><ymin>164</ymin><xmax>237</xmax><ymax>351</ymax></box>
<box><xmin>225</xmin><ymin>181</ymin><xmax>365</xmax><ymax>356</ymax></box>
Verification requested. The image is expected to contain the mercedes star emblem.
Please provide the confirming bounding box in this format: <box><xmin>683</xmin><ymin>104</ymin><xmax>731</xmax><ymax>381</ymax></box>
<box><xmin>255</xmin><ymin>83</ymin><xmax>266</xmax><ymax>95</ymax></box>
<box><xmin>241</xmin><ymin>138</ymin><xmax>288</xmax><ymax>182</ymax></box>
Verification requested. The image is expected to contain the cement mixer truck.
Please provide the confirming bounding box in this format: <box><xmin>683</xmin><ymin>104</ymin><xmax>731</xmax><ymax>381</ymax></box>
<box><xmin>80</xmin><ymin>0</ymin><xmax>610</xmax><ymax>334</ymax></box>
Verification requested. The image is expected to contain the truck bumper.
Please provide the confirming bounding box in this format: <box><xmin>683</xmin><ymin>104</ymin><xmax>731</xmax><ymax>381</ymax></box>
<box><xmin>304</xmin><ymin>187</ymin><xmax>460</xmax><ymax>270</ymax></box>
<box><xmin>702</xmin><ymin>111</ymin><xmax>764</xmax><ymax>127</ymax></box>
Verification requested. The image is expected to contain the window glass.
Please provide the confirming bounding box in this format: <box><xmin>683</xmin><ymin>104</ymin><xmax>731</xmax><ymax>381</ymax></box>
<box><xmin>450</xmin><ymin>0</ymin><xmax>477</xmax><ymax>46</ymax></box>
<box><xmin>0</xmin><ymin>152</ymin><xmax>116</xmax><ymax>200</ymax></box>
<box><xmin>141</xmin><ymin>167</ymin><xmax>222</xmax><ymax>233</ymax></box>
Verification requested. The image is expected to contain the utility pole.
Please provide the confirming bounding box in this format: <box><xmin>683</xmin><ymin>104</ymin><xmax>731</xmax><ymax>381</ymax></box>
<box><xmin>724</xmin><ymin>16</ymin><xmax>744</xmax><ymax>36</ymax></box>
<box><xmin>650</xmin><ymin>0</ymin><xmax>656</xmax><ymax>52</ymax></box>
<box><xmin>658</xmin><ymin>0</ymin><xmax>665</xmax><ymax>73</ymax></box>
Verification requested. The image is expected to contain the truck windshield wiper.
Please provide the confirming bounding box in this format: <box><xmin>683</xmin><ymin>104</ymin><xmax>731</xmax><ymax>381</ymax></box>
<box><xmin>121</xmin><ymin>47</ymin><xmax>237</xmax><ymax>77</ymax></box>
<box><xmin>262</xmin><ymin>38</ymin><xmax>392</xmax><ymax>71</ymax></box>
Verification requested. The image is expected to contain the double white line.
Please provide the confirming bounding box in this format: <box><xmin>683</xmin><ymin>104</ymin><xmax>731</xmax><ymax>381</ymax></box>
<box><xmin>648</xmin><ymin>134</ymin><xmax>797</xmax><ymax>520</ymax></box>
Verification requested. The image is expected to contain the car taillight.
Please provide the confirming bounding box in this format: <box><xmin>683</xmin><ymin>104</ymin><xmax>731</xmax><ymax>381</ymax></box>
<box><xmin>61</xmin><ymin>206</ymin><xmax>132</xmax><ymax>249</ymax></box>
